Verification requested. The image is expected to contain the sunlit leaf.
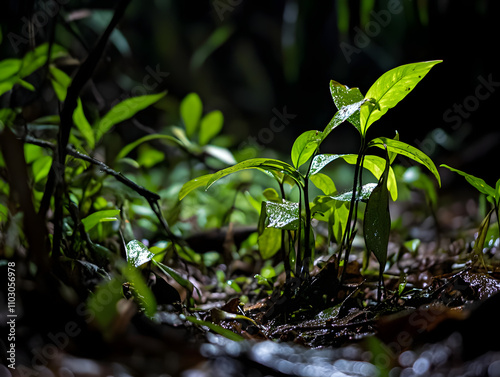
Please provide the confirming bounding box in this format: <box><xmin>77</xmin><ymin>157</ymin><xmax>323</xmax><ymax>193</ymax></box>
<box><xmin>199</xmin><ymin>110</ymin><xmax>224</xmax><ymax>146</ymax></box>
<box><xmin>309</xmin><ymin>173</ymin><xmax>336</xmax><ymax>195</ymax></box>
<box><xmin>32</xmin><ymin>155</ymin><xmax>52</xmax><ymax>183</ymax></box>
<box><xmin>308</xmin><ymin>154</ymin><xmax>344</xmax><ymax>177</ymax></box>
<box><xmin>74</xmin><ymin>99</ymin><xmax>95</xmax><ymax>149</ymax></box>
<box><xmin>121</xmin><ymin>264</ymin><xmax>157</xmax><ymax>318</ymax></box>
<box><xmin>180</xmin><ymin>93</ymin><xmax>203</xmax><ymax>138</ymax></box>
<box><xmin>258</xmin><ymin>227</ymin><xmax>281</xmax><ymax>259</ymax></box>
<box><xmin>327</xmin><ymin>183</ymin><xmax>377</xmax><ymax>203</ymax></box>
<box><xmin>329</xmin><ymin>80</ymin><xmax>364</xmax><ymax>133</ymax></box>
<box><xmin>291</xmin><ymin>130</ymin><xmax>321</xmax><ymax>168</ymax></box>
<box><xmin>264</xmin><ymin>199</ymin><xmax>299</xmax><ymax>230</ymax></box>
<box><xmin>152</xmin><ymin>259</ymin><xmax>194</xmax><ymax>293</ymax></box>
<box><xmin>369</xmin><ymin>137</ymin><xmax>441</xmax><ymax>187</ymax></box>
<box><xmin>95</xmin><ymin>91</ymin><xmax>167</xmax><ymax>143</ymax></box>
<box><xmin>322</xmin><ymin>99</ymin><xmax>368</xmax><ymax>141</ymax></box>
<box><xmin>440</xmin><ymin>164</ymin><xmax>496</xmax><ymax>198</ymax></box>
<box><xmin>81</xmin><ymin>209</ymin><xmax>120</xmax><ymax>232</ymax></box>
<box><xmin>206</xmin><ymin>158</ymin><xmax>301</xmax><ymax>190</ymax></box>
<box><xmin>179</xmin><ymin>174</ymin><xmax>213</xmax><ymax>200</ymax></box>
<box><xmin>126</xmin><ymin>239</ymin><xmax>155</xmax><ymax>268</ymax></box>
<box><xmin>204</xmin><ymin>145</ymin><xmax>236</xmax><ymax>165</ymax></box>
<box><xmin>360</xmin><ymin>60</ymin><xmax>442</xmax><ymax>134</ymax></box>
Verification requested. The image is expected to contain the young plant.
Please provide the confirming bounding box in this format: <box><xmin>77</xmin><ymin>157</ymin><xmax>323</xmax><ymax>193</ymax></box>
<box><xmin>180</xmin><ymin>61</ymin><xmax>443</xmax><ymax>296</ymax></box>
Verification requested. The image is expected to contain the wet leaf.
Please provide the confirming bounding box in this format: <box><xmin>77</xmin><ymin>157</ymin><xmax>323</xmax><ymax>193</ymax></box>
<box><xmin>308</xmin><ymin>154</ymin><xmax>344</xmax><ymax>177</ymax></box>
<box><xmin>322</xmin><ymin>99</ymin><xmax>368</xmax><ymax>141</ymax></box>
<box><xmin>126</xmin><ymin>240</ymin><xmax>155</xmax><ymax>268</ymax></box>
<box><xmin>329</xmin><ymin>80</ymin><xmax>365</xmax><ymax>133</ymax></box>
<box><xmin>185</xmin><ymin>316</ymin><xmax>244</xmax><ymax>342</ymax></box>
<box><xmin>179</xmin><ymin>174</ymin><xmax>214</xmax><ymax>200</ymax></box>
<box><xmin>264</xmin><ymin>199</ymin><xmax>300</xmax><ymax>230</ymax></box>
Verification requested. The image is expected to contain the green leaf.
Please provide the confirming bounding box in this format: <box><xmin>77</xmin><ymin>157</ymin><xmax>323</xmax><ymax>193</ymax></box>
<box><xmin>180</xmin><ymin>93</ymin><xmax>203</xmax><ymax>138</ymax></box>
<box><xmin>95</xmin><ymin>91</ymin><xmax>167</xmax><ymax>143</ymax></box>
<box><xmin>185</xmin><ymin>316</ymin><xmax>244</xmax><ymax>342</ymax></box>
<box><xmin>126</xmin><ymin>240</ymin><xmax>155</xmax><ymax>268</ymax></box>
<box><xmin>258</xmin><ymin>227</ymin><xmax>281</xmax><ymax>259</ymax></box>
<box><xmin>203</xmin><ymin>145</ymin><xmax>236</xmax><ymax>165</ymax></box>
<box><xmin>116</xmin><ymin>134</ymin><xmax>181</xmax><ymax>161</ymax></box>
<box><xmin>360</xmin><ymin>60</ymin><xmax>442</xmax><ymax>134</ymax></box>
<box><xmin>473</xmin><ymin>208</ymin><xmax>494</xmax><ymax>268</ymax></box>
<box><xmin>199</xmin><ymin>110</ymin><xmax>224</xmax><ymax>146</ymax></box>
<box><xmin>152</xmin><ymin>259</ymin><xmax>195</xmax><ymax>294</ymax></box>
<box><xmin>341</xmin><ymin>154</ymin><xmax>398</xmax><ymax>201</ymax></box>
<box><xmin>81</xmin><ymin>209</ymin><xmax>120</xmax><ymax>232</ymax></box>
<box><xmin>308</xmin><ymin>154</ymin><xmax>344</xmax><ymax>176</ymax></box>
<box><xmin>0</xmin><ymin>59</ymin><xmax>21</xmax><ymax>82</ymax></box>
<box><xmin>364</xmin><ymin>151</ymin><xmax>391</xmax><ymax>276</ymax></box>
<box><xmin>32</xmin><ymin>155</ymin><xmax>52</xmax><ymax>183</ymax></box>
<box><xmin>329</xmin><ymin>80</ymin><xmax>365</xmax><ymax>133</ymax></box>
<box><xmin>291</xmin><ymin>130</ymin><xmax>321</xmax><ymax>168</ymax></box>
<box><xmin>322</xmin><ymin>99</ymin><xmax>368</xmax><ymax>141</ymax></box>
<box><xmin>121</xmin><ymin>265</ymin><xmax>157</xmax><ymax>318</ymax></box>
<box><xmin>309</xmin><ymin>173</ymin><xmax>337</xmax><ymax>195</ymax></box>
<box><xmin>325</xmin><ymin>183</ymin><xmax>377</xmax><ymax>203</ymax></box>
<box><xmin>369</xmin><ymin>137</ymin><xmax>441</xmax><ymax>187</ymax></box>
<box><xmin>440</xmin><ymin>165</ymin><xmax>496</xmax><ymax>198</ymax></box>
<box><xmin>264</xmin><ymin>199</ymin><xmax>300</xmax><ymax>230</ymax></box>
<box><xmin>87</xmin><ymin>278</ymin><xmax>124</xmax><ymax>329</ymax></box>
<box><xmin>179</xmin><ymin>174</ymin><xmax>214</xmax><ymax>200</ymax></box>
<box><xmin>206</xmin><ymin>158</ymin><xmax>301</xmax><ymax>190</ymax></box>
<box><xmin>74</xmin><ymin>99</ymin><xmax>95</xmax><ymax>149</ymax></box>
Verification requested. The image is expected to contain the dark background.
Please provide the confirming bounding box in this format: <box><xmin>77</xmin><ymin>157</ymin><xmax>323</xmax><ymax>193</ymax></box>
<box><xmin>2</xmin><ymin>0</ymin><xmax>499</xmax><ymax>189</ymax></box>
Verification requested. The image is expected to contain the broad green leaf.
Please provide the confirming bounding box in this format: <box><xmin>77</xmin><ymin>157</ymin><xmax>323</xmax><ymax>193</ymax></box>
<box><xmin>74</xmin><ymin>99</ymin><xmax>95</xmax><ymax>149</ymax></box>
<box><xmin>330</xmin><ymin>80</ymin><xmax>365</xmax><ymax>133</ymax></box>
<box><xmin>185</xmin><ymin>316</ymin><xmax>244</xmax><ymax>342</ymax></box>
<box><xmin>331</xmin><ymin>201</ymin><xmax>349</xmax><ymax>244</ymax></box>
<box><xmin>262</xmin><ymin>188</ymin><xmax>280</xmax><ymax>201</ymax></box>
<box><xmin>81</xmin><ymin>209</ymin><xmax>120</xmax><ymax>232</ymax></box>
<box><xmin>496</xmin><ymin>178</ymin><xmax>500</xmax><ymax>201</ymax></box>
<box><xmin>179</xmin><ymin>174</ymin><xmax>213</xmax><ymax>200</ymax></box>
<box><xmin>291</xmin><ymin>130</ymin><xmax>321</xmax><ymax>168</ymax></box>
<box><xmin>258</xmin><ymin>227</ymin><xmax>281</xmax><ymax>259</ymax></box>
<box><xmin>309</xmin><ymin>173</ymin><xmax>336</xmax><ymax>195</ymax></box>
<box><xmin>180</xmin><ymin>93</ymin><xmax>203</xmax><ymax>138</ymax></box>
<box><xmin>116</xmin><ymin>134</ymin><xmax>181</xmax><ymax>161</ymax></box>
<box><xmin>328</xmin><ymin>183</ymin><xmax>377</xmax><ymax>203</ymax></box>
<box><xmin>32</xmin><ymin>155</ymin><xmax>52</xmax><ymax>183</ymax></box>
<box><xmin>322</xmin><ymin>99</ymin><xmax>368</xmax><ymax>141</ymax></box>
<box><xmin>199</xmin><ymin>110</ymin><xmax>224</xmax><ymax>146</ymax></box>
<box><xmin>126</xmin><ymin>239</ymin><xmax>155</xmax><ymax>268</ymax></box>
<box><xmin>49</xmin><ymin>66</ymin><xmax>71</xmax><ymax>101</ymax></box>
<box><xmin>0</xmin><ymin>59</ymin><xmax>21</xmax><ymax>81</ymax></box>
<box><xmin>264</xmin><ymin>199</ymin><xmax>299</xmax><ymax>230</ymax></box>
<box><xmin>341</xmin><ymin>154</ymin><xmax>398</xmax><ymax>201</ymax></box>
<box><xmin>360</xmin><ymin>60</ymin><xmax>442</xmax><ymax>134</ymax></box>
<box><xmin>364</xmin><ymin>151</ymin><xmax>391</xmax><ymax>276</ymax></box>
<box><xmin>440</xmin><ymin>165</ymin><xmax>496</xmax><ymax>198</ymax></box>
<box><xmin>308</xmin><ymin>154</ymin><xmax>345</xmax><ymax>176</ymax></box>
<box><xmin>121</xmin><ymin>265</ymin><xmax>157</xmax><ymax>318</ymax></box>
<box><xmin>95</xmin><ymin>91</ymin><xmax>167</xmax><ymax>143</ymax></box>
<box><xmin>206</xmin><ymin>158</ymin><xmax>301</xmax><ymax>190</ymax></box>
<box><xmin>20</xmin><ymin>43</ymin><xmax>66</xmax><ymax>78</ymax></box>
<box><xmin>369</xmin><ymin>137</ymin><xmax>441</xmax><ymax>187</ymax></box>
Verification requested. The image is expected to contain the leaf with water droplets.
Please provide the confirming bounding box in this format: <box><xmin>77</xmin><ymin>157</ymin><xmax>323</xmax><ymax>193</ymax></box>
<box><xmin>126</xmin><ymin>240</ymin><xmax>155</xmax><ymax>268</ymax></box>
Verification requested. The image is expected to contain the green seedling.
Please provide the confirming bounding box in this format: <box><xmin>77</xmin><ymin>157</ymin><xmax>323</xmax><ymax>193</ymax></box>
<box><xmin>179</xmin><ymin>61</ymin><xmax>442</xmax><ymax>296</ymax></box>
